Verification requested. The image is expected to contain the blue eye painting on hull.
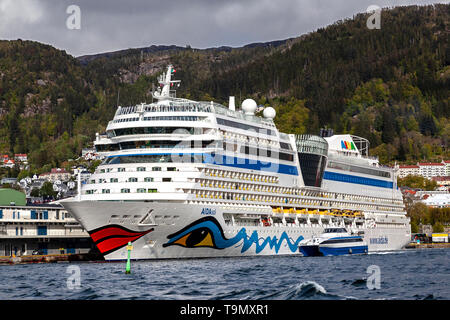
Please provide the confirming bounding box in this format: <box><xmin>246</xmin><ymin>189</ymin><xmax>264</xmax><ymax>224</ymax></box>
<box><xmin>163</xmin><ymin>217</ymin><xmax>304</xmax><ymax>254</ymax></box>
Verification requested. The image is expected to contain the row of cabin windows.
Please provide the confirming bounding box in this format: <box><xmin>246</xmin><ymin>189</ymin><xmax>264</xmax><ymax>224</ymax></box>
<box><xmin>94</xmin><ymin>188</ymin><xmax>158</xmax><ymax>194</ymax></box>
<box><xmin>91</xmin><ymin>177</ymin><xmax>173</xmax><ymax>184</ymax></box>
<box><xmin>99</xmin><ymin>166</ymin><xmax>177</xmax><ymax>173</ymax></box>
<box><xmin>113</xmin><ymin>116</ymin><xmax>202</xmax><ymax>123</ymax></box>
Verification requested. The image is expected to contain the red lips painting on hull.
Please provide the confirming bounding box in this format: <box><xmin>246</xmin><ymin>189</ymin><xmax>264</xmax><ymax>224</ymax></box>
<box><xmin>88</xmin><ymin>225</ymin><xmax>154</xmax><ymax>256</ymax></box>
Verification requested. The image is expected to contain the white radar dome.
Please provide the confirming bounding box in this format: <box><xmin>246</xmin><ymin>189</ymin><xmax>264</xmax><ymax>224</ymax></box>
<box><xmin>241</xmin><ymin>99</ymin><xmax>257</xmax><ymax>115</ymax></box>
<box><xmin>263</xmin><ymin>107</ymin><xmax>276</xmax><ymax>119</ymax></box>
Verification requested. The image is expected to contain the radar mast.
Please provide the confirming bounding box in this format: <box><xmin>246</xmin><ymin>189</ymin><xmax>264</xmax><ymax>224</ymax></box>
<box><xmin>152</xmin><ymin>64</ymin><xmax>181</xmax><ymax>101</ymax></box>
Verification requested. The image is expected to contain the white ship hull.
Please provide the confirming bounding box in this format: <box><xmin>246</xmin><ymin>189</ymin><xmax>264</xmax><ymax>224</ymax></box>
<box><xmin>62</xmin><ymin>200</ymin><xmax>411</xmax><ymax>260</ymax></box>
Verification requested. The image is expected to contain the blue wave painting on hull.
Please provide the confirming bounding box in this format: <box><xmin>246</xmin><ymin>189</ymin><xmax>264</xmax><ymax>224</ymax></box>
<box><xmin>163</xmin><ymin>217</ymin><xmax>304</xmax><ymax>254</ymax></box>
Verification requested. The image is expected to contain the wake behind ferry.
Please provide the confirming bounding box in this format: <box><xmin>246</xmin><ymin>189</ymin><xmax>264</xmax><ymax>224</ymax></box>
<box><xmin>60</xmin><ymin>65</ymin><xmax>411</xmax><ymax>260</ymax></box>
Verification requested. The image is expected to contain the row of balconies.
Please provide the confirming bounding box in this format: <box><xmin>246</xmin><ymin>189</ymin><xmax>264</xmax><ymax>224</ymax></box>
<box><xmin>196</xmin><ymin>174</ymin><xmax>403</xmax><ymax>207</ymax></box>
<box><xmin>187</xmin><ymin>189</ymin><xmax>403</xmax><ymax>214</ymax></box>
<box><xmin>200</xmin><ymin>168</ymin><xmax>279</xmax><ymax>184</ymax></box>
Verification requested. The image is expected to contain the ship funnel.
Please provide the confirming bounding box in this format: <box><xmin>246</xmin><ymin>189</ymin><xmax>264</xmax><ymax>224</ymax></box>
<box><xmin>229</xmin><ymin>96</ymin><xmax>235</xmax><ymax>111</ymax></box>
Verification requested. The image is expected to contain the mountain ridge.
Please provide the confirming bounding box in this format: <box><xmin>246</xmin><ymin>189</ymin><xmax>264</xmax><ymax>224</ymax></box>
<box><xmin>0</xmin><ymin>4</ymin><xmax>448</xmax><ymax>174</ymax></box>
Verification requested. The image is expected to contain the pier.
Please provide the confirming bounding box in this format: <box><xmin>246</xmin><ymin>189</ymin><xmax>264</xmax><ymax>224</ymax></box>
<box><xmin>405</xmin><ymin>242</ymin><xmax>450</xmax><ymax>249</ymax></box>
<box><xmin>0</xmin><ymin>252</ymin><xmax>103</xmax><ymax>264</ymax></box>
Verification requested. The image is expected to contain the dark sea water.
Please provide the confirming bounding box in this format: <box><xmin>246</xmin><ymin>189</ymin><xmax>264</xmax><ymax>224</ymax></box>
<box><xmin>0</xmin><ymin>248</ymin><xmax>448</xmax><ymax>300</ymax></box>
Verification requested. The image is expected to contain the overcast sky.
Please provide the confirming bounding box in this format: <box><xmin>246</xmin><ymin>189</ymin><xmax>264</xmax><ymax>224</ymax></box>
<box><xmin>0</xmin><ymin>0</ymin><xmax>445</xmax><ymax>57</ymax></box>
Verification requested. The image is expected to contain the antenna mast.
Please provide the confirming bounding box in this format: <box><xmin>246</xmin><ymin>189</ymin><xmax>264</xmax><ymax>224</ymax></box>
<box><xmin>152</xmin><ymin>65</ymin><xmax>181</xmax><ymax>101</ymax></box>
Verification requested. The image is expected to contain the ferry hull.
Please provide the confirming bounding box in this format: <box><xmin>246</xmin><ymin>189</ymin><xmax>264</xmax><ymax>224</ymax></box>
<box><xmin>319</xmin><ymin>244</ymin><xmax>368</xmax><ymax>256</ymax></box>
<box><xmin>61</xmin><ymin>200</ymin><xmax>411</xmax><ymax>261</ymax></box>
<box><xmin>299</xmin><ymin>245</ymin><xmax>322</xmax><ymax>257</ymax></box>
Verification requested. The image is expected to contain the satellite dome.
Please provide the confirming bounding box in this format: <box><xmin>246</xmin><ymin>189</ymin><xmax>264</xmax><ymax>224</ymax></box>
<box><xmin>263</xmin><ymin>107</ymin><xmax>276</xmax><ymax>119</ymax></box>
<box><xmin>241</xmin><ymin>99</ymin><xmax>257</xmax><ymax>115</ymax></box>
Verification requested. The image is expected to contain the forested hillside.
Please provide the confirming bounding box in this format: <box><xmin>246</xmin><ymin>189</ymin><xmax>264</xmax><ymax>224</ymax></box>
<box><xmin>0</xmin><ymin>4</ymin><xmax>448</xmax><ymax>174</ymax></box>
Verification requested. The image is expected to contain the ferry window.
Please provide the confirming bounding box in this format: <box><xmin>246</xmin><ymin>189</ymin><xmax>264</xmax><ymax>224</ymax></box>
<box><xmin>120</xmin><ymin>188</ymin><xmax>130</xmax><ymax>193</ymax></box>
<box><xmin>280</xmin><ymin>142</ymin><xmax>292</xmax><ymax>150</ymax></box>
<box><xmin>137</xmin><ymin>167</ymin><xmax>146</xmax><ymax>171</ymax></box>
<box><xmin>110</xmin><ymin>178</ymin><xmax>118</xmax><ymax>183</ymax></box>
<box><xmin>144</xmin><ymin>177</ymin><xmax>154</xmax><ymax>182</ymax></box>
<box><xmin>327</xmin><ymin>161</ymin><xmax>391</xmax><ymax>178</ymax></box>
<box><xmin>152</xmin><ymin>167</ymin><xmax>162</xmax><ymax>171</ymax></box>
<box><xmin>102</xmin><ymin>189</ymin><xmax>110</xmax><ymax>194</ymax></box>
<box><xmin>96</xmin><ymin>143</ymin><xmax>119</xmax><ymax>152</ymax></box>
<box><xmin>148</xmin><ymin>189</ymin><xmax>158</xmax><ymax>193</ymax></box>
<box><xmin>162</xmin><ymin>178</ymin><xmax>172</xmax><ymax>182</ymax></box>
<box><xmin>216</xmin><ymin>118</ymin><xmax>274</xmax><ymax>136</ymax></box>
<box><xmin>128</xmin><ymin>177</ymin><xmax>138</xmax><ymax>182</ymax></box>
<box><xmin>167</xmin><ymin>167</ymin><xmax>176</xmax><ymax>171</ymax></box>
<box><xmin>118</xmin><ymin>168</ymin><xmax>126</xmax><ymax>172</ymax></box>
<box><xmin>279</xmin><ymin>152</ymin><xmax>294</xmax><ymax>162</ymax></box>
<box><xmin>137</xmin><ymin>188</ymin><xmax>146</xmax><ymax>193</ymax></box>
<box><xmin>113</xmin><ymin>126</ymin><xmax>197</xmax><ymax>137</ymax></box>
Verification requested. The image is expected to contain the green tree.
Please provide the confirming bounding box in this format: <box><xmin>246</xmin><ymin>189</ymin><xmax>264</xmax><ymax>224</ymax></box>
<box><xmin>432</xmin><ymin>222</ymin><xmax>444</xmax><ymax>233</ymax></box>
<box><xmin>39</xmin><ymin>181</ymin><xmax>57</xmax><ymax>199</ymax></box>
<box><xmin>30</xmin><ymin>188</ymin><xmax>40</xmax><ymax>197</ymax></box>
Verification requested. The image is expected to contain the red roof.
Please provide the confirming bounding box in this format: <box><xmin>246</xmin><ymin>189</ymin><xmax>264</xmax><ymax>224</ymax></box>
<box><xmin>418</xmin><ymin>163</ymin><xmax>444</xmax><ymax>166</ymax></box>
<box><xmin>443</xmin><ymin>160</ymin><xmax>450</xmax><ymax>163</ymax></box>
<box><xmin>432</xmin><ymin>176</ymin><xmax>450</xmax><ymax>181</ymax></box>
<box><xmin>399</xmin><ymin>165</ymin><xmax>419</xmax><ymax>168</ymax></box>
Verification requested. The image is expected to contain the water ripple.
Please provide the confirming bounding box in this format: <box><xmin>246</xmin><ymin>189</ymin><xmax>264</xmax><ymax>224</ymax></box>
<box><xmin>0</xmin><ymin>248</ymin><xmax>449</xmax><ymax>300</ymax></box>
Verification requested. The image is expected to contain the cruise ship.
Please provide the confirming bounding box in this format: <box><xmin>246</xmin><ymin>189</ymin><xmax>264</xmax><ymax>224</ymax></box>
<box><xmin>60</xmin><ymin>65</ymin><xmax>411</xmax><ymax>260</ymax></box>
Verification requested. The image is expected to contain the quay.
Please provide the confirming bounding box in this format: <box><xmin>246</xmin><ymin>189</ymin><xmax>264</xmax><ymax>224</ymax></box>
<box><xmin>0</xmin><ymin>252</ymin><xmax>103</xmax><ymax>264</ymax></box>
<box><xmin>405</xmin><ymin>242</ymin><xmax>450</xmax><ymax>249</ymax></box>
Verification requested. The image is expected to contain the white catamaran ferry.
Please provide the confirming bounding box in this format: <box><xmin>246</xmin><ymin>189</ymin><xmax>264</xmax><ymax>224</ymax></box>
<box><xmin>60</xmin><ymin>65</ymin><xmax>411</xmax><ymax>260</ymax></box>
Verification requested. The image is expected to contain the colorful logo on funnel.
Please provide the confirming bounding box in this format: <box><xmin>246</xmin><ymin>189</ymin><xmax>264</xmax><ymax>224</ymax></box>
<box><xmin>341</xmin><ymin>140</ymin><xmax>356</xmax><ymax>150</ymax></box>
<box><xmin>163</xmin><ymin>217</ymin><xmax>303</xmax><ymax>254</ymax></box>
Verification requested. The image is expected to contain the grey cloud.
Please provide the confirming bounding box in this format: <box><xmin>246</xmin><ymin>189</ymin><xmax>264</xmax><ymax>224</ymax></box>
<box><xmin>0</xmin><ymin>0</ymin><xmax>445</xmax><ymax>57</ymax></box>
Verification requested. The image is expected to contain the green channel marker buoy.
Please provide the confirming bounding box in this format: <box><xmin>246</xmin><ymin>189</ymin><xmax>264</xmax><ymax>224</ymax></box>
<box><xmin>125</xmin><ymin>242</ymin><xmax>133</xmax><ymax>274</ymax></box>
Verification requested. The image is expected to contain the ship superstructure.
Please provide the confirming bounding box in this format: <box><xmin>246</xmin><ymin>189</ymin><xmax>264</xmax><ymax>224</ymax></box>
<box><xmin>61</xmin><ymin>65</ymin><xmax>411</xmax><ymax>260</ymax></box>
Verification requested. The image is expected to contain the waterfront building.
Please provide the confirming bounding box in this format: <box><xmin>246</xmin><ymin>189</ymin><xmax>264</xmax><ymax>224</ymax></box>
<box><xmin>0</xmin><ymin>202</ymin><xmax>92</xmax><ymax>256</ymax></box>
<box><xmin>0</xmin><ymin>189</ymin><xmax>92</xmax><ymax>256</ymax></box>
